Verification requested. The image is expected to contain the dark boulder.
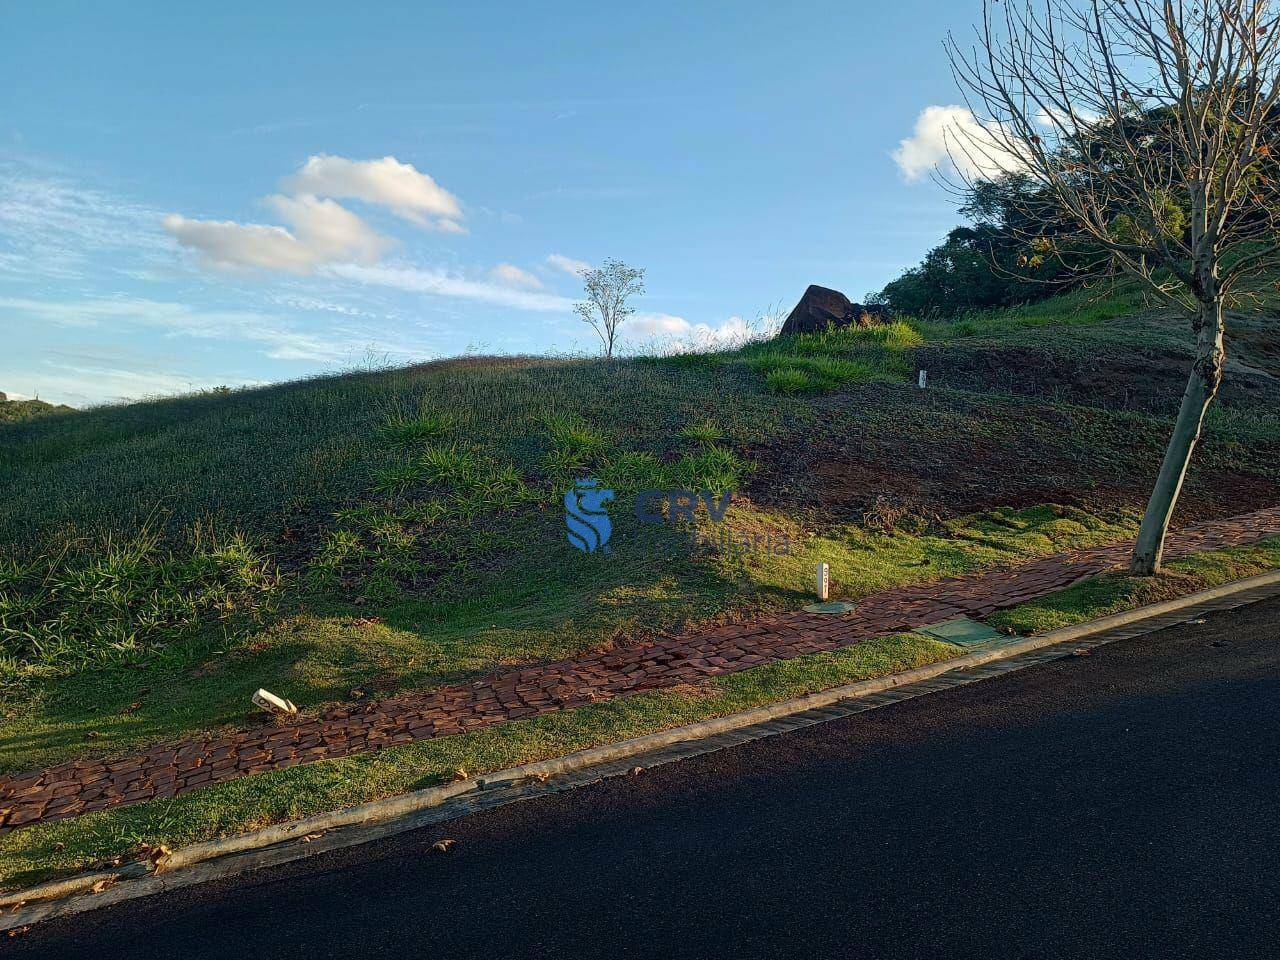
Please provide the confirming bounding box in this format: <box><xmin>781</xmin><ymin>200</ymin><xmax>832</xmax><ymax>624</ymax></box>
<box><xmin>778</xmin><ymin>285</ymin><xmax>892</xmax><ymax>336</ymax></box>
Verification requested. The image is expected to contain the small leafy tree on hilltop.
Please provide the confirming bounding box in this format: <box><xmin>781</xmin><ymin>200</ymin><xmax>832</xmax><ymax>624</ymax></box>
<box><xmin>574</xmin><ymin>258</ymin><xmax>645</xmax><ymax>359</ymax></box>
<box><xmin>947</xmin><ymin>0</ymin><xmax>1280</xmax><ymax>574</ymax></box>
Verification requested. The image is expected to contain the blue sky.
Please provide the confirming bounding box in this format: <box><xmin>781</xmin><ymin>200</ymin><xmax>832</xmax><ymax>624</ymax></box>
<box><xmin>0</xmin><ymin>0</ymin><xmax>982</xmax><ymax>406</ymax></box>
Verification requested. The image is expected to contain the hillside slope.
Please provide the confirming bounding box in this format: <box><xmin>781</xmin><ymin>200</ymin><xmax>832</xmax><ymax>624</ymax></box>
<box><xmin>0</xmin><ymin>282</ymin><xmax>1277</xmax><ymax>780</ymax></box>
<box><xmin>915</xmin><ymin>308</ymin><xmax>1280</xmax><ymax>415</ymax></box>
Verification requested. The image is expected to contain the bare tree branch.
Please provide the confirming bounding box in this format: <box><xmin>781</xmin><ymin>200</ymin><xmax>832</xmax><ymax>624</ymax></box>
<box><xmin>573</xmin><ymin>259</ymin><xmax>646</xmax><ymax>359</ymax></box>
<box><xmin>942</xmin><ymin>0</ymin><xmax>1280</xmax><ymax>573</ymax></box>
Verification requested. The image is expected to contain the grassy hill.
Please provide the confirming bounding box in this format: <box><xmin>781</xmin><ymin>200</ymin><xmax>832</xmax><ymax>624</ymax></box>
<box><xmin>3</xmin><ymin>279</ymin><xmax>1280</xmax><ymax>885</ymax></box>
<box><xmin>2</xmin><ymin>282</ymin><xmax>1279</xmax><ymax>769</ymax></box>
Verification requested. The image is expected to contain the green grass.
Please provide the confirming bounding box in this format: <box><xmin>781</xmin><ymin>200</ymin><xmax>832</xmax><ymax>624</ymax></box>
<box><xmin>745</xmin><ymin>320</ymin><xmax>922</xmax><ymax>394</ymax></box>
<box><xmin>764</xmin><ymin>367</ymin><xmax>817</xmax><ymax>394</ymax></box>
<box><xmin>0</xmin><ymin>500</ymin><xmax>1140</xmax><ymax>775</ymax></box>
<box><xmin>913</xmin><ymin>279</ymin><xmax>1150</xmax><ymax>341</ymax></box>
<box><xmin>0</xmin><ymin>395</ymin><xmax>72</xmax><ymax>424</ymax></box>
<box><xmin>1</xmin><ymin>273</ymin><xmax>1278</xmax><ymax>860</ymax></box>
<box><xmin>376</xmin><ymin>409</ymin><xmax>453</xmax><ymax>445</ymax></box>
<box><xmin>990</xmin><ymin>536</ymin><xmax>1280</xmax><ymax>634</ymax></box>
<box><xmin>712</xmin><ymin>502</ymin><xmax>1141</xmax><ymax>600</ymax></box>
<box><xmin>7</xmin><ymin>534</ymin><xmax>1280</xmax><ymax>891</ymax></box>
<box><xmin>0</xmin><ymin>631</ymin><xmax>961</xmax><ymax>890</ymax></box>
<box><xmin>0</xmin><ymin>528</ymin><xmax>278</xmax><ymax>679</ymax></box>
<box><xmin>680</xmin><ymin>418</ymin><xmax>725</xmax><ymax>446</ymax></box>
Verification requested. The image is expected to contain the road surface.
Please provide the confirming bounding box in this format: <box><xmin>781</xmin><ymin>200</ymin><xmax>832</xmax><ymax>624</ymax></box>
<box><xmin>13</xmin><ymin>597</ymin><xmax>1280</xmax><ymax>959</ymax></box>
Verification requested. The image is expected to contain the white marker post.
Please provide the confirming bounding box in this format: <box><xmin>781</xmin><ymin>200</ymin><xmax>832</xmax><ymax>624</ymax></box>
<box><xmin>816</xmin><ymin>562</ymin><xmax>830</xmax><ymax>602</ymax></box>
<box><xmin>918</xmin><ymin>369</ymin><xmax>928</xmax><ymax>389</ymax></box>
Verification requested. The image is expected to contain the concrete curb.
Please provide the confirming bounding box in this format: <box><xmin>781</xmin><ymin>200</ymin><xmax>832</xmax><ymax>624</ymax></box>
<box><xmin>5</xmin><ymin>567</ymin><xmax>1280</xmax><ymax>931</ymax></box>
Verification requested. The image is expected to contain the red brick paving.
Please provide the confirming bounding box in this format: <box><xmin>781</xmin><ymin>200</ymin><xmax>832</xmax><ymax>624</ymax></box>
<box><xmin>3</xmin><ymin>506</ymin><xmax>1280</xmax><ymax>832</ymax></box>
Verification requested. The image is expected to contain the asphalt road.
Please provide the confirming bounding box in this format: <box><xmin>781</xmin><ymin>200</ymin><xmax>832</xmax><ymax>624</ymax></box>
<box><xmin>14</xmin><ymin>597</ymin><xmax>1280</xmax><ymax>960</ymax></box>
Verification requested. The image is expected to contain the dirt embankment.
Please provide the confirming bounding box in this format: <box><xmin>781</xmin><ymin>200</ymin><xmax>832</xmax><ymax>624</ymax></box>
<box><xmin>744</xmin><ymin>383</ymin><xmax>1280</xmax><ymax>530</ymax></box>
<box><xmin>911</xmin><ymin>342</ymin><xmax>1280</xmax><ymax>416</ymax></box>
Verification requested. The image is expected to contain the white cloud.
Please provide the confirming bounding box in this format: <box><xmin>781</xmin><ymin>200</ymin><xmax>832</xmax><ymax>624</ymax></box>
<box><xmin>621</xmin><ymin>313</ymin><xmax>755</xmax><ymax>351</ymax></box>
<box><xmin>164</xmin><ymin>195</ymin><xmax>390</xmax><ymax>275</ymax></box>
<box><xmin>488</xmin><ymin>263</ymin><xmax>544</xmax><ymax>290</ymax></box>
<box><xmin>163</xmin><ymin>214</ymin><xmax>322</xmax><ymax>274</ymax></box>
<box><xmin>16</xmin><ymin>360</ymin><xmax>233</xmax><ymax>407</ymax></box>
<box><xmin>267</xmin><ymin>293</ymin><xmax>376</xmax><ymax>318</ymax></box>
<box><xmin>330</xmin><ymin>264</ymin><xmax>573</xmax><ymax>312</ymax></box>
<box><xmin>893</xmin><ymin>105</ymin><xmax>1026</xmax><ymax>183</ymax></box>
<box><xmin>282</xmin><ymin>155</ymin><xmax>464</xmax><ymax>231</ymax></box>
<box><xmin>0</xmin><ymin>295</ymin><xmax>356</xmax><ymax>362</ymax></box>
<box><xmin>164</xmin><ymin>153</ymin><xmax>468</xmax><ymax>274</ymax></box>
<box><xmin>546</xmin><ymin>253</ymin><xmax>591</xmax><ymax>278</ymax></box>
<box><xmin>434</xmin><ymin>217</ymin><xmax>467</xmax><ymax>235</ymax></box>
<box><xmin>621</xmin><ymin>312</ymin><xmax>690</xmax><ymax>340</ymax></box>
<box><xmin>0</xmin><ymin>162</ymin><xmax>170</xmax><ymax>280</ymax></box>
<box><xmin>265</xmin><ymin>194</ymin><xmax>391</xmax><ymax>263</ymax></box>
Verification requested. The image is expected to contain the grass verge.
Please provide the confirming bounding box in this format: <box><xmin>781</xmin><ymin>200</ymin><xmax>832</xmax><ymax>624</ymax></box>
<box><xmin>0</xmin><ymin>632</ymin><xmax>959</xmax><ymax>890</ymax></box>
<box><xmin>5</xmin><ymin>534</ymin><xmax>1280</xmax><ymax>891</ymax></box>
<box><xmin>0</xmin><ymin>501</ymin><xmax>1138</xmax><ymax>775</ymax></box>
<box><xmin>990</xmin><ymin>536</ymin><xmax>1280</xmax><ymax>634</ymax></box>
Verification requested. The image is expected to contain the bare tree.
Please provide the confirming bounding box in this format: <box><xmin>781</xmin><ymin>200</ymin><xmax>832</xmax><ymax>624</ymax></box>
<box><xmin>574</xmin><ymin>259</ymin><xmax>645</xmax><ymax>359</ymax></box>
<box><xmin>946</xmin><ymin>0</ymin><xmax>1280</xmax><ymax>573</ymax></box>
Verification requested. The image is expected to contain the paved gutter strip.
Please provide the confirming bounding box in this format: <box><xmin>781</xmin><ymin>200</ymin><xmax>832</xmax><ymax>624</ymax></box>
<box><xmin>4</xmin><ymin>569</ymin><xmax>1279</xmax><ymax>932</ymax></box>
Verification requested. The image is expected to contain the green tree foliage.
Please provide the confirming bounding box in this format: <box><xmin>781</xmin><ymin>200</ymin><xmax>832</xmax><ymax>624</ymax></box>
<box><xmin>876</xmin><ymin>223</ymin><xmax>1044</xmax><ymax>317</ymax></box>
<box><xmin>877</xmin><ymin>175</ymin><xmax>1082</xmax><ymax>318</ymax></box>
<box><xmin>877</xmin><ymin>96</ymin><xmax>1280</xmax><ymax>320</ymax></box>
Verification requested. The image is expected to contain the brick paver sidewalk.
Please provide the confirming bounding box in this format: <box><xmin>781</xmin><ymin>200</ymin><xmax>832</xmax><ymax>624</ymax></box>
<box><xmin>4</xmin><ymin>506</ymin><xmax>1280</xmax><ymax>833</ymax></box>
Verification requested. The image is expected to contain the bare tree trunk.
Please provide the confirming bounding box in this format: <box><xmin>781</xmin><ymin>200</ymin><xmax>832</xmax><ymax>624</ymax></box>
<box><xmin>1131</xmin><ymin>303</ymin><xmax>1226</xmax><ymax>574</ymax></box>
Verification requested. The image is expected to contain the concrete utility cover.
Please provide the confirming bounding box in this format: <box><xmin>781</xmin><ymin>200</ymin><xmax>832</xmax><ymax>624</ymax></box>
<box><xmin>803</xmin><ymin>601</ymin><xmax>859</xmax><ymax>615</ymax></box>
<box><xmin>918</xmin><ymin>617</ymin><xmax>1006</xmax><ymax>646</ymax></box>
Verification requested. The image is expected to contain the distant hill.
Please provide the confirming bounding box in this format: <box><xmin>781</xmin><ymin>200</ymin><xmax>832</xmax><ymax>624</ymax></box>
<box><xmin>0</xmin><ymin>392</ymin><xmax>73</xmax><ymax>424</ymax></box>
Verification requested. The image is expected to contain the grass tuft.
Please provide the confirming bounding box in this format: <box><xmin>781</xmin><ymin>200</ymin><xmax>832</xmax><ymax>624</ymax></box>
<box><xmin>0</xmin><ymin>529</ymin><xmax>278</xmax><ymax>683</ymax></box>
<box><xmin>676</xmin><ymin>445</ymin><xmax>753</xmax><ymax>493</ymax></box>
<box><xmin>377</xmin><ymin>411</ymin><xmax>453</xmax><ymax>445</ymax></box>
<box><xmin>680</xmin><ymin>418</ymin><xmax>725</xmax><ymax>446</ymax></box>
<box><xmin>764</xmin><ymin>367</ymin><xmax>817</xmax><ymax>394</ymax></box>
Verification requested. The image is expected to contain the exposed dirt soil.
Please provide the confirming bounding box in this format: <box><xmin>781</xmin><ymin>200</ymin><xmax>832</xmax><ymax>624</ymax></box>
<box><xmin>912</xmin><ymin>342</ymin><xmax>1280</xmax><ymax>416</ymax></box>
<box><xmin>1227</xmin><ymin>315</ymin><xmax>1280</xmax><ymax>380</ymax></box>
<box><xmin>746</xmin><ymin>383</ymin><xmax>1280</xmax><ymax>529</ymax></box>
